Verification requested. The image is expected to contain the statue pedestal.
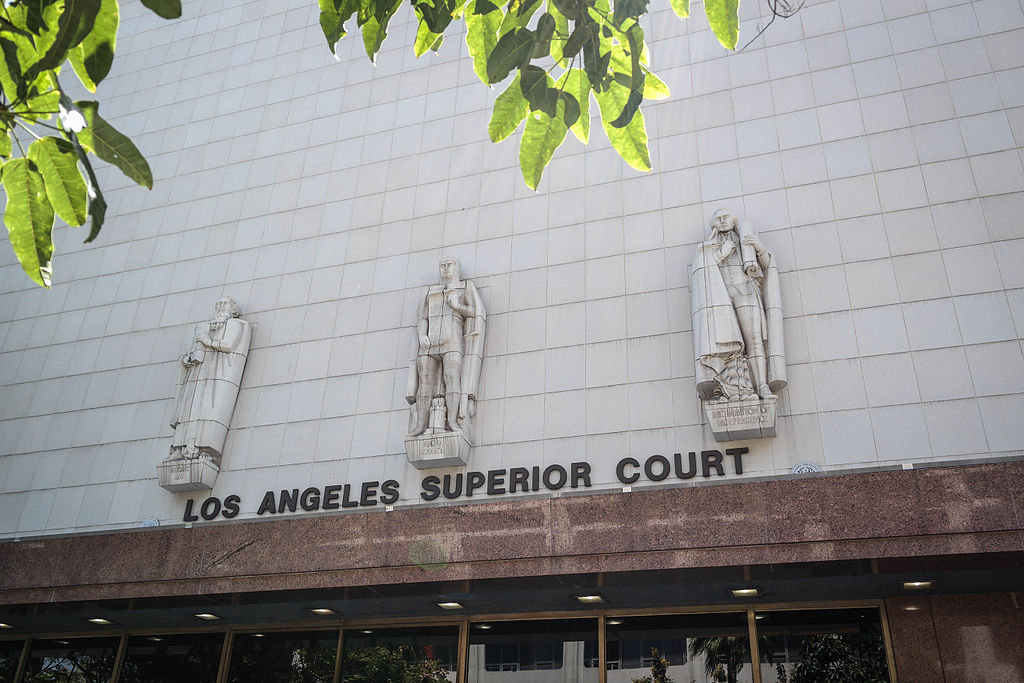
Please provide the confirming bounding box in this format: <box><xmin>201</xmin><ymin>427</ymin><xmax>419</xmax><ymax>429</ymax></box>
<box><xmin>703</xmin><ymin>396</ymin><xmax>777</xmax><ymax>442</ymax></box>
<box><xmin>405</xmin><ymin>431</ymin><xmax>471</xmax><ymax>469</ymax></box>
<box><xmin>157</xmin><ymin>458</ymin><xmax>220</xmax><ymax>492</ymax></box>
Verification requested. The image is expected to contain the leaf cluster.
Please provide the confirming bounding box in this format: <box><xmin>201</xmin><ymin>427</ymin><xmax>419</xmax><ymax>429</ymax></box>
<box><xmin>318</xmin><ymin>0</ymin><xmax>742</xmax><ymax>190</ymax></box>
<box><xmin>0</xmin><ymin>0</ymin><xmax>172</xmax><ymax>287</ymax></box>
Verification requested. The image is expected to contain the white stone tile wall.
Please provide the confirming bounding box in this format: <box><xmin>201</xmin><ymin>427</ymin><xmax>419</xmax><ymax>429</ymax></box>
<box><xmin>0</xmin><ymin>0</ymin><xmax>1022</xmax><ymax>535</ymax></box>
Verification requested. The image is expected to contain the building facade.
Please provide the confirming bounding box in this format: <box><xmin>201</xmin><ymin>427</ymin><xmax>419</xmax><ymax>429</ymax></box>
<box><xmin>1</xmin><ymin>0</ymin><xmax>1023</xmax><ymax>680</ymax></box>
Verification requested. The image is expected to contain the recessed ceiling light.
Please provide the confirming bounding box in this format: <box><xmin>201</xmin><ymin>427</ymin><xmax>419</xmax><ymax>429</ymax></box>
<box><xmin>310</xmin><ymin>608</ymin><xmax>336</xmax><ymax>615</ymax></box>
<box><xmin>252</xmin><ymin>634</ymin><xmax>265</xmax><ymax>638</ymax></box>
<box><xmin>361</xmin><ymin>630</ymin><xmax>374</xmax><ymax>634</ymax></box>
<box><xmin>88</xmin><ymin>618</ymin><xmax>112</xmax><ymax>625</ymax></box>
<box><xmin>903</xmin><ymin>605</ymin><xmax>921</xmax><ymax>611</ymax></box>
<box><xmin>147</xmin><ymin>637</ymin><xmax>163</xmax><ymax>642</ymax></box>
<box><xmin>55</xmin><ymin>640</ymin><xmax>69</xmax><ymax>645</ymax></box>
<box><xmin>755</xmin><ymin>614</ymin><xmax>766</xmax><ymax>620</ymax></box>
<box><xmin>437</xmin><ymin>602</ymin><xmax>464</xmax><ymax>610</ymax></box>
<box><xmin>606</xmin><ymin>619</ymin><xmax>623</xmax><ymax>625</ymax></box>
<box><xmin>474</xmin><ymin>624</ymin><xmax>492</xmax><ymax>630</ymax></box>
<box><xmin>730</xmin><ymin>588</ymin><xmax>761</xmax><ymax>598</ymax></box>
<box><xmin>0</xmin><ymin>623</ymin><xmax>12</xmax><ymax>629</ymax></box>
<box><xmin>574</xmin><ymin>595</ymin><xmax>606</xmax><ymax>604</ymax></box>
<box><xmin>194</xmin><ymin>613</ymin><xmax>220</xmax><ymax>621</ymax></box>
<box><xmin>901</xmin><ymin>581</ymin><xmax>933</xmax><ymax>590</ymax></box>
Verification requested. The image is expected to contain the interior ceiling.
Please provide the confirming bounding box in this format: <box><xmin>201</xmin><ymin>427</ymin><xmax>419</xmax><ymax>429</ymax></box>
<box><xmin>1</xmin><ymin>553</ymin><xmax>1021</xmax><ymax>638</ymax></box>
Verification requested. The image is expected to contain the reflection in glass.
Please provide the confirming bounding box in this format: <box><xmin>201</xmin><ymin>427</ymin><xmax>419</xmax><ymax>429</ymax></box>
<box><xmin>119</xmin><ymin>632</ymin><xmax>224</xmax><ymax>683</ymax></box>
<box><xmin>468</xmin><ymin>619</ymin><xmax>598</xmax><ymax>683</ymax></box>
<box><xmin>755</xmin><ymin>608</ymin><xmax>890</xmax><ymax>683</ymax></box>
<box><xmin>22</xmin><ymin>637</ymin><xmax>119</xmax><ymax>683</ymax></box>
<box><xmin>341</xmin><ymin>626</ymin><xmax>457</xmax><ymax>683</ymax></box>
<box><xmin>0</xmin><ymin>641</ymin><xmax>23</xmax><ymax>683</ymax></box>
<box><xmin>228</xmin><ymin>630</ymin><xmax>338</xmax><ymax>683</ymax></box>
<box><xmin>606</xmin><ymin>613</ymin><xmax>753</xmax><ymax>683</ymax></box>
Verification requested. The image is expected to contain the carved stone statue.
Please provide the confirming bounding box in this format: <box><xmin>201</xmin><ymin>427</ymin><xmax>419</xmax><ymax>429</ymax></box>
<box><xmin>691</xmin><ymin>209</ymin><xmax>786</xmax><ymax>440</ymax></box>
<box><xmin>404</xmin><ymin>258</ymin><xmax>486</xmax><ymax>468</ymax></box>
<box><xmin>158</xmin><ymin>296</ymin><xmax>251</xmax><ymax>491</ymax></box>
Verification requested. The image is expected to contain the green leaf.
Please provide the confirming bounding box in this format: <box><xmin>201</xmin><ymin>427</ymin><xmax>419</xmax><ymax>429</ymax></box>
<box><xmin>486</xmin><ymin>27</ymin><xmax>534</xmax><ymax>84</ymax></box>
<box><xmin>562</xmin><ymin>22</ymin><xmax>589</xmax><ymax>61</ymax></box>
<box><xmin>612</xmin><ymin>0</ymin><xmax>649</xmax><ymax>26</ymax></box>
<box><xmin>140</xmin><ymin>0</ymin><xmax>182</xmax><ymax>19</ymax></box>
<box><xmin>25</xmin><ymin>0</ymin><xmax>102</xmax><ymax>84</ymax></box>
<box><xmin>413</xmin><ymin>19</ymin><xmax>444</xmax><ymax>56</ymax></box>
<box><xmin>0</xmin><ymin>130</ymin><xmax>11</xmax><ymax>159</ymax></box>
<box><xmin>28</xmin><ymin>137</ymin><xmax>88</xmax><ymax>227</ymax></box>
<box><xmin>705</xmin><ymin>0</ymin><xmax>739</xmax><ymax>50</ymax></box>
<box><xmin>319</xmin><ymin>0</ymin><xmax>357</xmax><ymax>50</ymax></box>
<box><xmin>2</xmin><ymin>158</ymin><xmax>55</xmax><ymax>288</ymax></box>
<box><xmin>531</xmin><ymin>12</ymin><xmax>554</xmax><ymax>58</ymax></box>
<box><xmin>414</xmin><ymin>0</ymin><xmax>455</xmax><ymax>34</ymax></box>
<box><xmin>642</xmin><ymin>67</ymin><xmax>669</xmax><ymax>99</ymax></box>
<box><xmin>558</xmin><ymin>91</ymin><xmax>580</xmax><ymax>127</ymax></box>
<box><xmin>548</xmin><ymin>4</ymin><xmax>569</xmax><ymax>64</ymax></box>
<box><xmin>69</xmin><ymin>134</ymin><xmax>107</xmax><ymax>242</ymax></box>
<box><xmin>69</xmin><ymin>0</ymin><xmax>118</xmax><ymax>91</ymax></box>
<box><xmin>488</xmin><ymin>72</ymin><xmax>529</xmax><ymax>142</ymax></box>
<box><xmin>74</xmin><ymin>100</ymin><xmax>153</xmax><ymax>188</ymax></box>
<box><xmin>0</xmin><ymin>37</ymin><xmax>27</xmax><ymax>102</ymax></box>
<box><xmin>498</xmin><ymin>0</ymin><xmax>541</xmax><ymax>35</ymax></box>
<box><xmin>594</xmin><ymin>81</ymin><xmax>651</xmax><ymax>171</ymax></box>
<box><xmin>555</xmin><ymin>68</ymin><xmax>590</xmax><ymax>143</ymax></box>
<box><xmin>519</xmin><ymin>101</ymin><xmax>569</xmax><ymax>190</ymax></box>
<box><xmin>361</xmin><ymin>0</ymin><xmax>403</xmax><ymax>61</ymax></box>
<box><xmin>465</xmin><ymin>0</ymin><xmax>502</xmax><ymax>84</ymax></box>
<box><xmin>520</xmin><ymin>64</ymin><xmax>555</xmax><ymax>115</ymax></box>
<box><xmin>669</xmin><ymin>0</ymin><xmax>689</xmax><ymax>19</ymax></box>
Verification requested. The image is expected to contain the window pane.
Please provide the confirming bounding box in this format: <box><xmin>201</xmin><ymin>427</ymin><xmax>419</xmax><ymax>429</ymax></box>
<box><xmin>340</xmin><ymin>626</ymin><xmax>457</xmax><ymax>683</ymax></box>
<box><xmin>0</xmin><ymin>641</ymin><xmax>23</xmax><ymax>683</ymax></box>
<box><xmin>22</xmin><ymin>636</ymin><xmax>120</xmax><ymax>683</ymax></box>
<box><xmin>468</xmin><ymin>619</ymin><xmax>598</xmax><ymax>683</ymax></box>
<box><xmin>119</xmin><ymin>632</ymin><xmax>224</xmax><ymax>683</ymax></box>
<box><xmin>607</xmin><ymin>613</ymin><xmax>752</xmax><ymax>683</ymax></box>
<box><xmin>228</xmin><ymin>630</ymin><xmax>338</xmax><ymax>683</ymax></box>
<box><xmin>755</xmin><ymin>608</ymin><xmax>890</xmax><ymax>683</ymax></box>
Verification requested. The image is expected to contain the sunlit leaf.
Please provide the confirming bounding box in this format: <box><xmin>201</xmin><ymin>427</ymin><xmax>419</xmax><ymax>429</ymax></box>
<box><xmin>69</xmin><ymin>0</ymin><xmax>118</xmax><ymax>91</ymax></box>
<box><xmin>465</xmin><ymin>0</ymin><xmax>502</xmax><ymax>84</ymax></box>
<box><xmin>68</xmin><ymin>135</ymin><xmax>107</xmax><ymax>243</ymax></box>
<box><xmin>2</xmin><ymin>158</ymin><xmax>55</xmax><ymax>288</ymax></box>
<box><xmin>414</xmin><ymin>19</ymin><xmax>443</xmax><ymax>56</ymax></box>
<box><xmin>25</xmin><ymin>0</ymin><xmax>102</xmax><ymax>84</ymax></box>
<box><xmin>705</xmin><ymin>0</ymin><xmax>739</xmax><ymax>50</ymax></box>
<box><xmin>488</xmin><ymin>72</ymin><xmax>529</xmax><ymax>142</ymax></box>
<box><xmin>28</xmin><ymin>137</ymin><xmax>88</xmax><ymax>227</ymax></box>
<box><xmin>75</xmin><ymin>100</ymin><xmax>153</xmax><ymax>188</ymax></box>
<box><xmin>555</xmin><ymin>68</ymin><xmax>590</xmax><ymax>143</ymax></box>
<box><xmin>519</xmin><ymin>100</ymin><xmax>569</xmax><ymax>190</ymax></box>
<box><xmin>670</xmin><ymin>0</ymin><xmax>689</xmax><ymax>19</ymax></box>
<box><xmin>594</xmin><ymin>81</ymin><xmax>650</xmax><ymax>171</ymax></box>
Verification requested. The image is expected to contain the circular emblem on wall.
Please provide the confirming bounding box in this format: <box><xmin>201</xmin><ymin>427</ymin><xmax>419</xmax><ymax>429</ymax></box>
<box><xmin>791</xmin><ymin>462</ymin><xmax>823</xmax><ymax>474</ymax></box>
<box><xmin>138</xmin><ymin>516</ymin><xmax>160</xmax><ymax>527</ymax></box>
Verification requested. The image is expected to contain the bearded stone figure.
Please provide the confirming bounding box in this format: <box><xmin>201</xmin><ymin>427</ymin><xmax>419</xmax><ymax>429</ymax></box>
<box><xmin>691</xmin><ymin>209</ymin><xmax>786</xmax><ymax>440</ymax></box>
<box><xmin>158</xmin><ymin>296</ymin><xmax>251</xmax><ymax>491</ymax></box>
<box><xmin>404</xmin><ymin>258</ymin><xmax>486</xmax><ymax>468</ymax></box>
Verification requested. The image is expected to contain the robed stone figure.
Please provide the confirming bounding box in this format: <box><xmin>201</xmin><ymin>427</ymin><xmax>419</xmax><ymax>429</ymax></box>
<box><xmin>691</xmin><ymin>210</ymin><xmax>786</xmax><ymax>439</ymax></box>
<box><xmin>168</xmin><ymin>296</ymin><xmax>251</xmax><ymax>464</ymax></box>
<box><xmin>404</xmin><ymin>258</ymin><xmax>485</xmax><ymax>467</ymax></box>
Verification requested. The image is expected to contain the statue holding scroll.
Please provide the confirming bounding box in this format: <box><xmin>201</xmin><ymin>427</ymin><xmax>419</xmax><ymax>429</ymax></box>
<box><xmin>691</xmin><ymin>210</ymin><xmax>786</xmax><ymax>439</ymax></box>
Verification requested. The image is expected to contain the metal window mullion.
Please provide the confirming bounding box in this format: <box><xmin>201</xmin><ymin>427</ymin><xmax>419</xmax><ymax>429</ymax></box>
<box><xmin>747</xmin><ymin>607</ymin><xmax>762</xmax><ymax>683</ymax></box>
